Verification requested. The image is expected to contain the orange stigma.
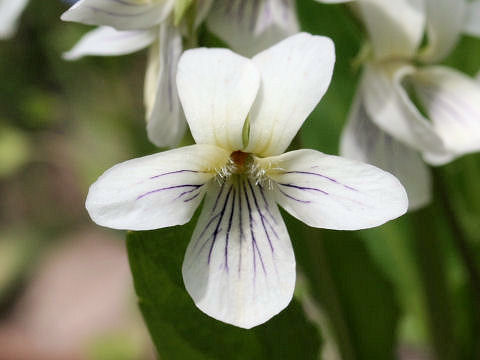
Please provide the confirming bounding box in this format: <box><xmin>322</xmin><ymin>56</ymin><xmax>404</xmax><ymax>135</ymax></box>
<box><xmin>231</xmin><ymin>151</ymin><xmax>249</xmax><ymax>169</ymax></box>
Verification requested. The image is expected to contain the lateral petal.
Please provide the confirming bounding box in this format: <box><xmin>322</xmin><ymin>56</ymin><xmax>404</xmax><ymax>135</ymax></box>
<box><xmin>63</xmin><ymin>26</ymin><xmax>156</xmax><ymax>60</ymax></box>
<box><xmin>362</xmin><ymin>63</ymin><xmax>447</xmax><ymax>156</ymax></box>
<box><xmin>176</xmin><ymin>48</ymin><xmax>260</xmax><ymax>151</ymax></box>
<box><xmin>340</xmin><ymin>93</ymin><xmax>431</xmax><ymax>210</ymax></box>
<box><xmin>419</xmin><ymin>0</ymin><xmax>466</xmax><ymax>62</ymax></box>
<box><xmin>206</xmin><ymin>0</ymin><xmax>299</xmax><ymax>57</ymax></box>
<box><xmin>60</xmin><ymin>0</ymin><xmax>175</xmax><ymax>30</ymax></box>
<box><xmin>144</xmin><ymin>25</ymin><xmax>185</xmax><ymax>147</ymax></box>
<box><xmin>86</xmin><ymin>144</ymin><xmax>230</xmax><ymax>230</ymax></box>
<box><xmin>245</xmin><ymin>33</ymin><xmax>335</xmax><ymax>156</ymax></box>
<box><xmin>182</xmin><ymin>178</ymin><xmax>295</xmax><ymax>329</ymax></box>
<box><xmin>410</xmin><ymin>66</ymin><xmax>480</xmax><ymax>163</ymax></box>
<box><xmin>267</xmin><ymin>149</ymin><xmax>408</xmax><ymax>230</ymax></box>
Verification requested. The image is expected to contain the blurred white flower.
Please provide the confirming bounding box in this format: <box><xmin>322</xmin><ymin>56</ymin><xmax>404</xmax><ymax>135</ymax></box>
<box><xmin>206</xmin><ymin>0</ymin><xmax>299</xmax><ymax>57</ymax></box>
<box><xmin>0</xmin><ymin>0</ymin><xmax>29</xmax><ymax>39</ymax></box>
<box><xmin>62</xmin><ymin>0</ymin><xmax>212</xmax><ymax>148</ymax></box>
<box><xmin>61</xmin><ymin>0</ymin><xmax>299</xmax><ymax>147</ymax></box>
<box><xmin>319</xmin><ymin>0</ymin><xmax>480</xmax><ymax>210</ymax></box>
<box><xmin>85</xmin><ymin>34</ymin><xmax>408</xmax><ymax>329</ymax></box>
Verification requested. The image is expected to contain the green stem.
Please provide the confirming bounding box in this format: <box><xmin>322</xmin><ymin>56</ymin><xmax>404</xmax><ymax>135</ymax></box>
<box><xmin>433</xmin><ymin>168</ymin><xmax>480</xmax><ymax>302</ymax></box>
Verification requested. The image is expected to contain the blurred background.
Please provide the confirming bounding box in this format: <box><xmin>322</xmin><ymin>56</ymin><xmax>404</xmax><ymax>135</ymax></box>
<box><xmin>1</xmin><ymin>1</ymin><xmax>480</xmax><ymax>359</ymax></box>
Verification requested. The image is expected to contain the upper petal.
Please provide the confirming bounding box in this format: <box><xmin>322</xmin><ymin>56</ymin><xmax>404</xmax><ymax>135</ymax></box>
<box><xmin>353</xmin><ymin>0</ymin><xmax>425</xmax><ymax>60</ymax></box>
<box><xmin>206</xmin><ymin>0</ymin><xmax>299</xmax><ymax>57</ymax></box>
<box><xmin>60</xmin><ymin>0</ymin><xmax>175</xmax><ymax>30</ymax></box>
<box><xmin>0</xmin><ymin>0</ymin><xmax>29</xmax><ymax>39</ymax></box>
<box><xmin>144</xmin><ymin>25</ymin><xmax>185</xmax><ymax>147</ymax></box>
<box><xmin>63</xmin><ymin>26</ymin><xmax>156</xmax><ymax>60</ymax></box>
<box><xmin>86</xmin><ymin>144</ymin><xmax>230</xmax><ymax>230</ymax></box>
<box><xmin>245</xmin><ymin>33</ymin><xmax>335</xmax><ymax>156</ymax></box>
<box><xmin>419</xmin><ymin>0</ymin><xmax>466</xmax><ymax>63</ymax></box>
<box><xmin>266</xmin><ymin>149</ymin><xmax>408</xmax><ymax>230</ymax></box>
<box><xmin>182</xmin><ymin>177</ymin><xmax>295</xmax><ymax>328</ymax></box>
<box><xmin>340</xmin><ymin>93</ymin><xmax>431</xmax><ymax>210</ymax></box>
<box><xmin>409</xmin><ymin>66</ymin><xmax>480</xmax><ymax>162</ymax></box>
<box><xmin>176</xmin><ymin>48</ymin><xmax>260</xmax><ymax>151</ymax></box>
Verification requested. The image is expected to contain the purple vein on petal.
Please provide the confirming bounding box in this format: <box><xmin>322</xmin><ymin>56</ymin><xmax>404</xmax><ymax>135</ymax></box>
<box><xmin>279</xmin><ymin>183</ymin><xmax>329</xmax><ymax>195</ymax></box>
<box><xmin>278</xmin><ymin>187</ymin><xmax>311</xmax><ymax>203</ymax></box>
<box><xmin>208</xmin><ymin>186</ymin><xmax>233</xmax><ymax>265</ymax></box>
<box><xmin>136</xmin><ymin>184</ymin><xmax>203</xmax><ymax>200</ymax></box>
<box><xmin>212</xmin><ymin>182</ymin><xmax>225</xmax><ymax>213</ymax></box>
<box><xmin>149</xmin><ymin>169</ymin><xmax>200</xmax><ymax>179</ymax></box>
<box><xmin>258</xmin><ymin>184</ymin><xmax>278</xmax><ymax>225</ymax></box>
<box><xmin>283</xmin><ymin>170</ymin><xmax>358</xmax><ymax>192</ymax></box>
<box><xmin>243</xmin><ymin>179</ymin><xmax>266</xmax><ymax>278</ymax></box>
<box><xmin>192</xmin><ymin>213</ymin><xmax>221</xmax><ymax>252</ymax></box>
<box><xmin>247</xmin><ymin>179</ymin><xmax>275</xmax><ymax>254</ymax></box>
<box><xmin>224</xmin><ymin>189</ymin><xmax>236</xmax><ymax>272</ymax></box>
<box><xmin>237</xmin><ymin>182</ymin><xmax>245</xmax><ymax>277</ymax></box>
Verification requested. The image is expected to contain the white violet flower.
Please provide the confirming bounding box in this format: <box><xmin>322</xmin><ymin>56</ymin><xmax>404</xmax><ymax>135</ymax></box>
<box><xmin>61</xmin><ymin>0</ymin><xmax>299</xmax><ymax>147</ymax></box>
<box><xmin>85</xmin><ymin>33</ymin><xmax>408</xmax><ymax>328</ymax></box>
<box><xmin>318</xmin><ymin>0</ymin><xmax>480</xmax><ymax>210</ymax></box>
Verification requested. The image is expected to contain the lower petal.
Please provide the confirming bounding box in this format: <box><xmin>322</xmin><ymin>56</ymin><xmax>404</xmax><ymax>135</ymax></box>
<box><xmin>267</xmin><ymin>149</ymin><xmax>409</xmax><ymax>230</ymax></box>
<box><xmin>340</xmin><ymin>93</ymin><xmax>431</xmax><ymax>210</ymax></box>
<box><xmin>86</xmin><ymin>144</ymin><xmax>229</xmax><ymax>230</ymax></box>
<box><xmin>182</xmin><ymin>177</ymin><xmax>295</xmax><ymax>329</ymax></box>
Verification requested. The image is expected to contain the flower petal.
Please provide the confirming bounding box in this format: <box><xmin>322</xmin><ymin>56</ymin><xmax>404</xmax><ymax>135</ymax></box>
<box><xmin>144</xmin><ymin>25</ymin><xmax>185</xmax><ymax>147</ymax></box>
<box><xmin>464</xmin><ymin>1</ymin><xmax>480</xmax><ymax>37</ymax></box>
<box><xmin>419</xmin><ymin>0</ymin><xmax>466</xmax><ymax>62</ymax></box>
<box><xmin>0</xmin><ymin>0</ymin><xmax>29</xmax><ymax>39</ymax></box>
<box><xmin>182</xmin><ymin>178</ymin><xmax>295</xmax><ymax>329</ymax></box>
<box><xmin>86</xmin><ymin>144</ymin><xmax>230</xmax><ymax>230</ymax></box>
<box><xmin>340</xmin><ymin>93</ymin><xmax>431</xmax><ymax>210</ymax></box>
<box><xmin>63</xmin><ymin>26</ymin><xmax>156</xmax><ymax>61</ymax></box>
<box><xmin>410</xmin><ymin>66</ymin><xmax>480</xmax><ymax>162</ymax></box>
<box><xmin>206</xmin><ymin>0</ymin><xmax>299</xmax><ymax>57</ymax></box>
<box><xmin>245</xmin><ymin>33</ymin><xmax>335</xmax><ymax>156</ymax></box>
<box><xmin>60</xmin><ymin>0</ymin><xmax>174</xmax><ymax>30</ymax></box>
<box><xmin>362</xmin><ymin>63</ymin><xmax>447</xmax><ymax>156</ymax></box>
<box><xmin>267</xmin><ymin>149</ymin><xmax>408</xmax><ymax>230</ymax></box>
<box><xmin>353</xmin><ymin>0</ymin><xmax>425</xmax><ymax>59</ymax></box>
<box><xmin>176</xmin><ymin>48</ymin><xmax>260</xmax><ymax>151</ymax></box>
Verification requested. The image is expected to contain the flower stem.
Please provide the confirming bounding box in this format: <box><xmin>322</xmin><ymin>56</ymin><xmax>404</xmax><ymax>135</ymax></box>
<box><xmin>432</xmin><ymin>167</ymin><xmax>480</xmax><ymax>358</ymax></box>
<box><xmin>433</xmin><ymin>167</ymin><xmax>480</xmax><ymax>303</ymax></box>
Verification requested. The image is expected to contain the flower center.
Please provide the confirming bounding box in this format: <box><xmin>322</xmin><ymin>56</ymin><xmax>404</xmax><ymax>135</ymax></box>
<box><xmin>230</xmin><ymin>151</ymin><xmax>250</xmax><ymax>173</ymax></box>
<box><xmin>213</xmin><ymin>151</ymin><xmax>275</xmax><ymax>188</ymax></box>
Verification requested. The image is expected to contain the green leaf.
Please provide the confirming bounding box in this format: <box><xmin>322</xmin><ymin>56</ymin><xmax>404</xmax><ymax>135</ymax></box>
<box><xmin>285</xmin><ymin>212</ymin><xmax>400</xmax><ymax>360</ymax></box>
<box><xmin>127</xmin><ymin>212</ymin><xmax>320</xmax><ymax>360</ymax></box>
